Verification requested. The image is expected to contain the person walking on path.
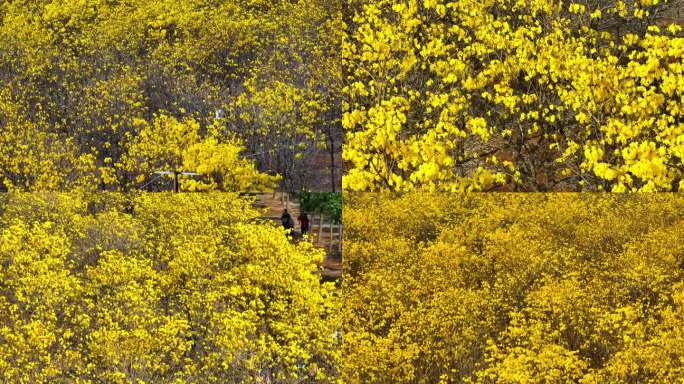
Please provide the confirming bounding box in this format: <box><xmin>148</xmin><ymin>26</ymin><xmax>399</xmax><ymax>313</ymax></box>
<box><xmin>298</xmin><ymin>212</ymin><xmax>310</xmax><ymax>236</ymax></box>
<box><xmin>281</xmin><ymin>209</ymin><xmax>294</xmax><ymax>231</ymax></box>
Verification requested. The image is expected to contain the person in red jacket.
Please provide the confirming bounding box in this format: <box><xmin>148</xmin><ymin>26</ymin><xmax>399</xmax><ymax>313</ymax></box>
<box><xmin>298</xmin><ymin>212</ymin><xmax>310</xmax><ymax>236</ymax></box>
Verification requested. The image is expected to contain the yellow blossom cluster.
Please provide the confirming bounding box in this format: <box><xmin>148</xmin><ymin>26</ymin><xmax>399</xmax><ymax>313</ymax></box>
<box><xmin>343</xmin><ymin>192</ymin><xmax>684</xmax><ymax>382</ymax></box>
<box><xmin>343</xmin><ymin>0</ymin><xmax>684</xmax><ymax>191</ymax></box>
<box><xmin>122</xmin><ymin>114</ymin><xmax>279</xmax><ymax>191</ymax></box>
<box><xmin>0</xmin><ymin>193</ymin><xmax>340</xmax><ymax>383</ymax></box>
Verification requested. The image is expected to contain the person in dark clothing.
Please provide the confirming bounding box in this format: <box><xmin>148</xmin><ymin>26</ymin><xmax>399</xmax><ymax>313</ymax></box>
<box><xmin>281</xmin><ymin>209</ymin><xmax>294</xmax><ymax>231</ymax></box>
<box><xmin>298</xmin><ymin>212</ymin><xmax>310</xmax><ymax>235</ymax></box>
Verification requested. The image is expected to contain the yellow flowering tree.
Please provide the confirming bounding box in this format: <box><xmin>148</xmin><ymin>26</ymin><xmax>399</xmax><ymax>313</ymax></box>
<box><xmin>343</xmin><ymin>0</ymin><xmax>684</xmax><ymax>191</ymax></box>
<box><xmin>231</xmin><ymin>79</ymin><xmax>329</xmax><ymax>191</ymax></box>
<box><xmin>0</xmin><ymin>87</ymin><xmax>98</xmax><ymax>191</ymax></box>
<box><xmin>121</xmin><ymin>114</ymin><xmax>279</xmax><ymax>191</ymax></box>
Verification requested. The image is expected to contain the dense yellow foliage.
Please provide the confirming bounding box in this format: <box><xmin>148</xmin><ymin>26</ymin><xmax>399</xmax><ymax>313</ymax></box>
<box><xmin>343</xmin><ymin>0</ymin><xmax>684</xmax><ymax>192</ymax></box>
<box><xmin>343</xmin><ymin>193</ymin><xmax>684</xmax><ymax>382</ymax></box>
<box><xmin>122</xmin><ymin>114</ymin><xmax>279</xmax><ymax>191</ymax></box>
<box><xmin>0</xmin><ymin>193</ymin><xmax>340</xmax><ymax>383</ymax></box>
<box><xmin>0</xmin><ymin>0</ymin><xmax>341</xmax><ymax>191</ymax></box>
